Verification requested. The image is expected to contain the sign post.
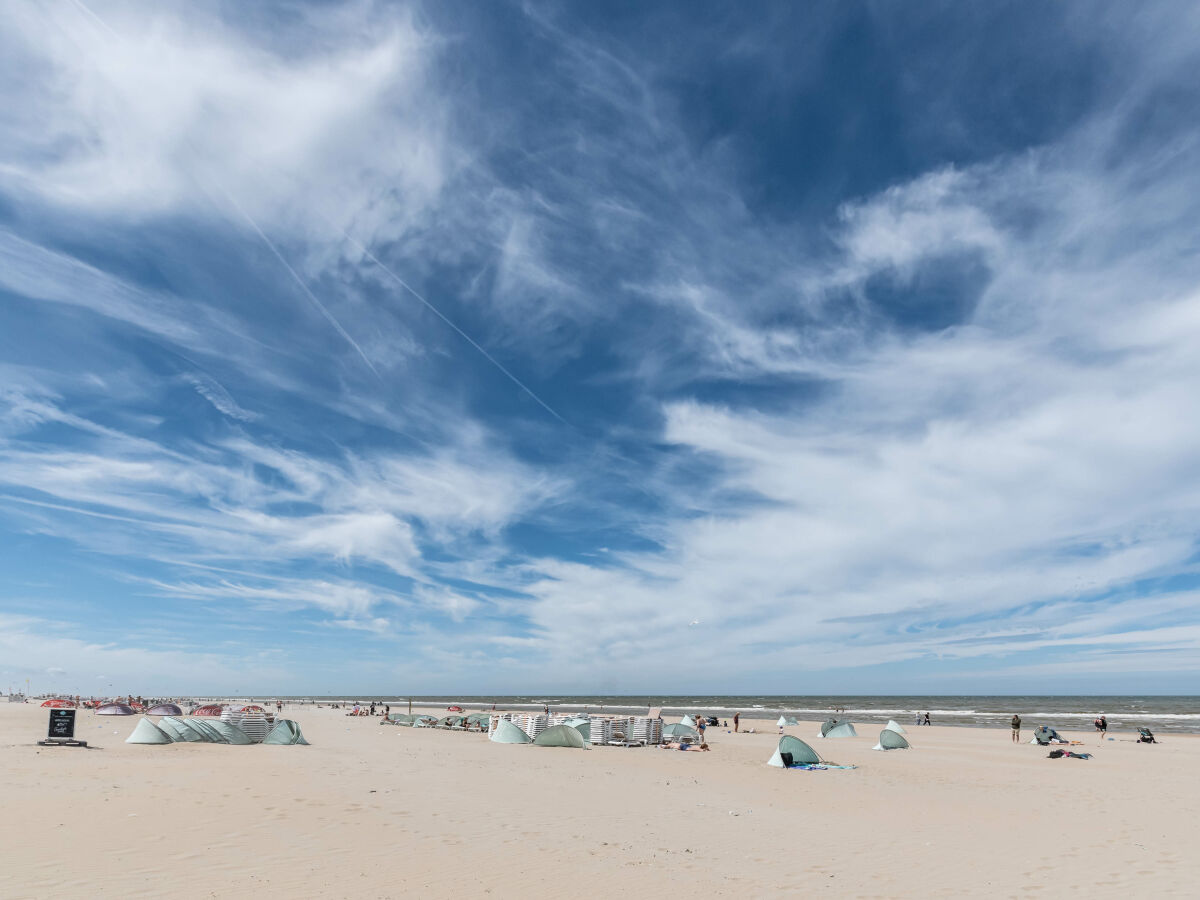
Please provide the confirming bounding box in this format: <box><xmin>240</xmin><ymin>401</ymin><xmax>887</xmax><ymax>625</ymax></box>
<box><xmin>38</xmin><ymin>708</ymin><xmax>87</xmax><ymax>747</ymax></box>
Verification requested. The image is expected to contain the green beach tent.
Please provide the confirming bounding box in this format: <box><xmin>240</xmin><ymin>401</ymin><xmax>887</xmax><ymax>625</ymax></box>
<box><xmin>873</xmin><ymin>729</ymin><xmax>910</xmax><ymax>750</ymax></box>
<box><xmin>884</xmin><ymin>720</ymin><xmax>907</xmax><ymax>735</ymax></box>
<box><xmin>533</xmin><ymin>724</ymin><xmax>587</xmax><ymax>748</ymax></box>
<box><xmin>126</xmin><ymin>718</ymin><xmax>172</xmax><ymax>744</ymax></box>
<box><xmin>207</xmin><ymin>721</ymin><xmax>253</xmax><ymax>745</ymax></box>
<box><xmin>819</xmin><ymin>718</ymin><xmax>840</xmax><ymax>737</ymax></box>
<box><xmin>157</xmin><ymin>716</ymin><xmax>194</xmax><ymax>742</ymax></box>
<box><xmin>662</xmin><ymin>723</ymin><xmax>699</xmax><ymax>740</ymax></box>
<box><xmin>263</xmin><ymin>719</ymin><xmax>309</xmax><ymax>745</ymax></box>
<box><xmin>824</xmin><ymin>722</ymin><xmax>857</xmax><ymax>739</ymax></box>
<box><xmin>777</xmin><ymin>716</ymin><xmax>800</xmax><ymax>727</ymax></box>
<box><xmin>185</xmin><ymin>719</ymin><xmax>227</xmax><ymax>743</ymax></box>
<box><xmin>489</xmin><ymin>719</ymin><xmax>532</xmax><ymax>744</ymax></box>
<box><xmin>562</xmin><ymin>718</ymin><xmax>591</xmax><ymax>742</ymax></box>
<box><xmin>680</xmin><ymin>715</ymin><xmax>697</xmax><ymax>728</ymax></box>
<box><xmin>767</xmin><ymin>735</ymin><xmax>821</xmax><ymax>767</ymax></box>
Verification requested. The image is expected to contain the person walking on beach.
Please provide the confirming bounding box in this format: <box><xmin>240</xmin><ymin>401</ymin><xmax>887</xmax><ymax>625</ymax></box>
<box><xmin>923</xmin><ymin>711</ymin><xmax>931</xmax><ymax>726</ymax></box>
<box><xmin>1098</xmin><ymin>715</ymin><xmax>1108</xmax><ymax>738</ymax></box>
<box><xmin>733</xmin><ymin>712</ymin><xmax>740</xmax><ymax>733</ymax></box>
<box><xmin>915</xmin><ymin>711</ymin><xmax>922</xmax><ymax>726</ymax></box>
<box><xmin>1011</xmin><ymin>714</ymin><xmax>1021</xmax><ymax>742</ymax></box>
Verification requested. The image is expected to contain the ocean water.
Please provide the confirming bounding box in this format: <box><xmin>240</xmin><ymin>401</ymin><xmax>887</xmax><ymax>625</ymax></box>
<box><xmin>277</xmin><ymin>695</ymin><xmax>1200</xmax><ymax>734</ymax></box>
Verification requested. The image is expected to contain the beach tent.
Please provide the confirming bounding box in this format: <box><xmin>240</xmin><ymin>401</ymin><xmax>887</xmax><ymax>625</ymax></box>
<box><xmin>489</xmin><ymin>719</ymin><xmax>533</xmax><ymax>744</ymax></box>
<box><xmin>680</xmin><ymin>715</ymin><xmax>697</xmax><ymax>728</ymax></box>
<box><xmin>184</xmin><ymin>719</ymin><xmax>224</xmax><ymax>743</ymax></box>
<box><xmin>1032</xmin><ymin>725</ymin><xmax>1065</xmax><ymax>745</ymax></box>
<box><xmin>207</xmin><ymin>721</ymin><xmax>253</xmax><ymax>745</ymax></box>
<box><xmin>413</xmin><ymin>716</ymin><xmax>437</xmax><ymax>727</ymax></box>
<box><xmin>533</xmin><ymin>724</ymin><xmax>587</xmax><ymax>748</ymax></box>
<box><xmin>263</xmin><ymin>720</ymin><xmax>309</xmax><ymax>745</ymax></box>
<box><xmin>96</xmin><ymin>703</ymin><xmax>136</xmax><ymax>716</ymax></box>
<box><xmin>41</xmin><ymin>698</ymin><xmax>75</xmax><ymax>708</ymax></box>
<box><xmin>767</xmin><ymin>735</ymin><xmax>821</xmax><ymax>767</ymax></box>
<box><xmin>884</xmin><ymin>720</ymin><xmax>907</xmax><ymax>735</ymax></box>
<box><xmin>777</xmin><ymin>716</ymin><xmax>799</xmax><ymax>727</ymax></box>
<box><xmin>819</xmin><ymin>718</ymin><xmax>840</xmax><ymax>737</ymax></box>
<box><xmin>562</xmin><ymin>718</ymin><xmax>591</xmax><ymax>742</ymax></box>
<box><xmin>192</xmin><ymin>704</ymin><xmax>223</xmax><ymax>717</ymax></box>
<box><xmin>662</xmin><ymin>723</ymin><xmax>700</xmax><ymax>740</ymax></box>
<box><xmin>824</xmin><ymin>723</ymin><xmax>857</xmax><ymax>739</ymax></box>
<box><xmin>387</xmin><ymin>713</ymin><xmax>415</xmax><ymax>726</ymax></box>
<box><xmin>873</xmin><ymin>729</ymin><xmax>910</xmax><ymax>750</ymax></box>
<box><xmin>157</xmin><ymin>716</ymin><xmax>195</xmax><ymax>742</ymax></box>
<box><xmin>147</xmin><ymin>703</ymin><xmax>183</xmax><ymax>716</ymax></box>
<box><xmin>126</xmin><ymin>718</ymin><xmax>173</xmax><ymax>744</ymax></box>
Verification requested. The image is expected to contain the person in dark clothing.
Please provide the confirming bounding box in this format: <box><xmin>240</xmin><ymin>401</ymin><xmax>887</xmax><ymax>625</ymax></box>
<box><xmin>1011</xmin><ymin>714</ymin><xmax>1021</xmax><ymax>742</ymax></box>
<box><xmin>733</xmin><ymin>713</ymin><xmax>740</xmax><ymax>732</ymax></box>
<box><xmin>923</xmin><ymin>712</ymin><xmax>931</xmax><ymax>726</ymax></box>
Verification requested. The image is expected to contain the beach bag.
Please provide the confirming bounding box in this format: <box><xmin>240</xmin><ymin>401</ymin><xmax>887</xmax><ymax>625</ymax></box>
<box><xmin>1048</xmin><ymin>749</ymin><xmax>1065</xmax><ymax>758</ymax></box>
<box><xmin>779</xmin><ymin>751</ymin><xmax>794</xmax><ymax>768</ymax></box>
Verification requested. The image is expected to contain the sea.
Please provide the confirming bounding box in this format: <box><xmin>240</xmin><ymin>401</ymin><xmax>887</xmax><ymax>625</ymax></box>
<box><xmin>274</xmin><ymin>695</ymin><xmax>1200</xmax><ymax>734</ymax></box>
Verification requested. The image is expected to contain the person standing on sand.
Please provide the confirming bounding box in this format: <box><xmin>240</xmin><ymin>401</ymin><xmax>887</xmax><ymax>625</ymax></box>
<box><xmin>923</xmin><ymin>711</ymin><xmax>931</xmax><ymax>726</ymax></box>
<box><xmin>915</xmin><ymin>711</ymin><xmax>922</xmax><ymax>726</ymax></box>
<box><xmin>1011</xmin><ymin>714</ymin><xmax>1021</xmax><ymax>742</ymax></box>
<box><xmin>1099</xmin><ymin>715</ymin><xmax>1108</xmax><ymax>737</ymax></box>
<box><xmin>733</xmin><ymin>712</ymin><xmax>740</xmax><ymax>733</ymax></box>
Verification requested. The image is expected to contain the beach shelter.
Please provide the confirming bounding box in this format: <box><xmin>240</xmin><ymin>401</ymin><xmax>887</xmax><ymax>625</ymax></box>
<box><xmin>873</xmin><ymin>729</ymin><xmax>910</xmax><ymax>750</ymax></box>
<box><xmin>680</xmin><ymin>715</ymin><xmax>697</xmax><ymax>728</ymax></box>
<box><xmin>157</xmin><ymin>716</ymin><xmax>195</xmax><ymax>742</ymax></box>
<box><xmin>263</xmin><ymin>720</ymin><xmax>309</xmax><ymax>745</ymax></box>
<box><xmin>207</xmin><ymin>721</ymin><xmax>253</xmax><ymax>745</ymax></box>
<box><xmin>41</xmin><ymin>698</ymin><xmax>75</xmax><ymax>708</ymax></box>
<box><xmin>562</xmin><ymin>717</ymin><xmax>591</xmax><ymax>742</ymax></box>
<box><xmin>413</xmin><ymin>716</ymin><xmax>437</xmax><ymax>727</ymax></box>
<box><xmin>767</xmin><ymin>735</ymin><xmax>821</xmax><ymax>768</ymax></box>
<box><xmin>884</xmin><ymin>720</ymin><xmax>907</xmax><ymax>735</ymax></box>
<box><xmin>192</xmin><ymin>704</ymin><xmax>223</xmax><ymax>717</ymax></box>
<box><xmin>819</xmin><ymin>718</ymin><xmax>840</xmax><ymax>737</ymax></box>
<box><xmin>184</xmin><ymin>719</ymin><xmax>224</xmax><ymax>743</ymax></box>
<box><xmin>147</xmin><ymin>703</ymin><xmax>183</xmax><ymax>716</ymax></box>
<box><xmin>533</xmin><ymin>724</ymin><xmax>587</xmax><ymax>748</ymax></box>
<box><xmin>96</xmin><ymin>703</ymin><xmax>136</xmax><ymax>716</ymax></box>
<box><xmin>388</xmin><ymin>713</ymin><xmax>415</xmax><ymax>726</ymax></box>
<box><xmin>777</xmin><ymin>716</ymin><xmax>799</xmax><ymax>727</ymax></box>
<box><xmin>1032</xmin><ymin>725</ymin><xmax>1064</xmax><ymax>746</ymax></box>
<box><xmin>662</xmin><ymin>723</ymin><xmax>700</xmax><ymax>740</ymax></box>
<box><xmin>824</xmin><ymin>723</ymin><xmax>857</xmax><ymax>739</ymax></box>
<box><xmin>489</xmin><ymin>719</ymin><xmax>533</xmax><ymax>744</ymax></box>
<box><xmin>126</xmin><ymin>718</ymin><xmax>172</xmax><ymax>744</ymax></box>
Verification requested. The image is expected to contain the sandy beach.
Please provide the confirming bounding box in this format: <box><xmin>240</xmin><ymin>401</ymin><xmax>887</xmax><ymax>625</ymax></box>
<box><xmin>2</xmin><ymin>703</ymin><xmax>1197</xmax><ymax>898</ymax></box>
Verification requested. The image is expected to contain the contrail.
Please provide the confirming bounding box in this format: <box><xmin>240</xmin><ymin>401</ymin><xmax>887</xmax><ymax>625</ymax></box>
<box><xmin>214</xmin><ymin>186</ymin><xmax>382</xmax><ymax>380</ymax></box>
<box><xmin>66</xmin><ymin>0</ymin><xmax>380</xmax><ymax>381</ymax></box>
<box><xmin>336</xmin><ymin>229</ymin><xmax>566</xmax><ymax>423</ymax></box>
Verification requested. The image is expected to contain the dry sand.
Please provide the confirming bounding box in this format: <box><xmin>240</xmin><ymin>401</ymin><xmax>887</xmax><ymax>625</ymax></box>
<box><xmin>2</xmin><ymin>702</ymin><xmax>1197</xmax><ymax>898</ymax></box>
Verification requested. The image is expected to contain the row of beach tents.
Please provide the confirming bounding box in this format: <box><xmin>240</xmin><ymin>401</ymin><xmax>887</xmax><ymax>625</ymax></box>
<box><xmin>767</xmin><ymin>719</ymin><xmax>911</xmax><ymax>768</ymax></box>
<box><xmin>126</xmin><ymin>715</ymin><xmax>307</xmax><ymax>745</ymax></box>
<box><xmin>387</xmin><ymin>712</ymin><xmax>492</xmax><ymax>729</ymax></box>
<box><xmin>490</xmin><ymin>719</ymin><xmax>589</xmax><ymax>748</ymax></box>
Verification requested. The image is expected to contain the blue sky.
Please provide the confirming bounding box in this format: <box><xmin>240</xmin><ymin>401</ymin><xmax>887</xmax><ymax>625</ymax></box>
<box><xmin>3</xmin><ymin>1</ymin><xmax>1200</xmax><ymax>696</ymax></box>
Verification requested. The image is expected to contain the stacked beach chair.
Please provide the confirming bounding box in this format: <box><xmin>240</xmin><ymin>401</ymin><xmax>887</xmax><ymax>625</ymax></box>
<box><xmin>586</xmin><ymin>718</ymin><xmax>612</xmax><ymax>745</ymax></box>
<box><xmin>221</xmin><ymin>705</ymin><xmax>270</xmax><ymax>743</ymax></box>
<box><xmin>630</xmin><ymin>717</ymin><xmax>663</xmax><ymax>745</ymax></box>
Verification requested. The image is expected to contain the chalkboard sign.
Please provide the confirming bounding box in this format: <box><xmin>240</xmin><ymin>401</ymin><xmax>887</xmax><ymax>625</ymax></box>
<box><xmin>48</xmin><ymin>708</ymin><xmax>76</xmax><ymax>739</ymax></box>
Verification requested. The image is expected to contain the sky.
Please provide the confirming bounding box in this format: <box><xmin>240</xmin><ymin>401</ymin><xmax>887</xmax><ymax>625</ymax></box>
<box><xmin>2</xmin><ymin>1</ymin><xmax>1200</xmax><ymax>696</ymax></box>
